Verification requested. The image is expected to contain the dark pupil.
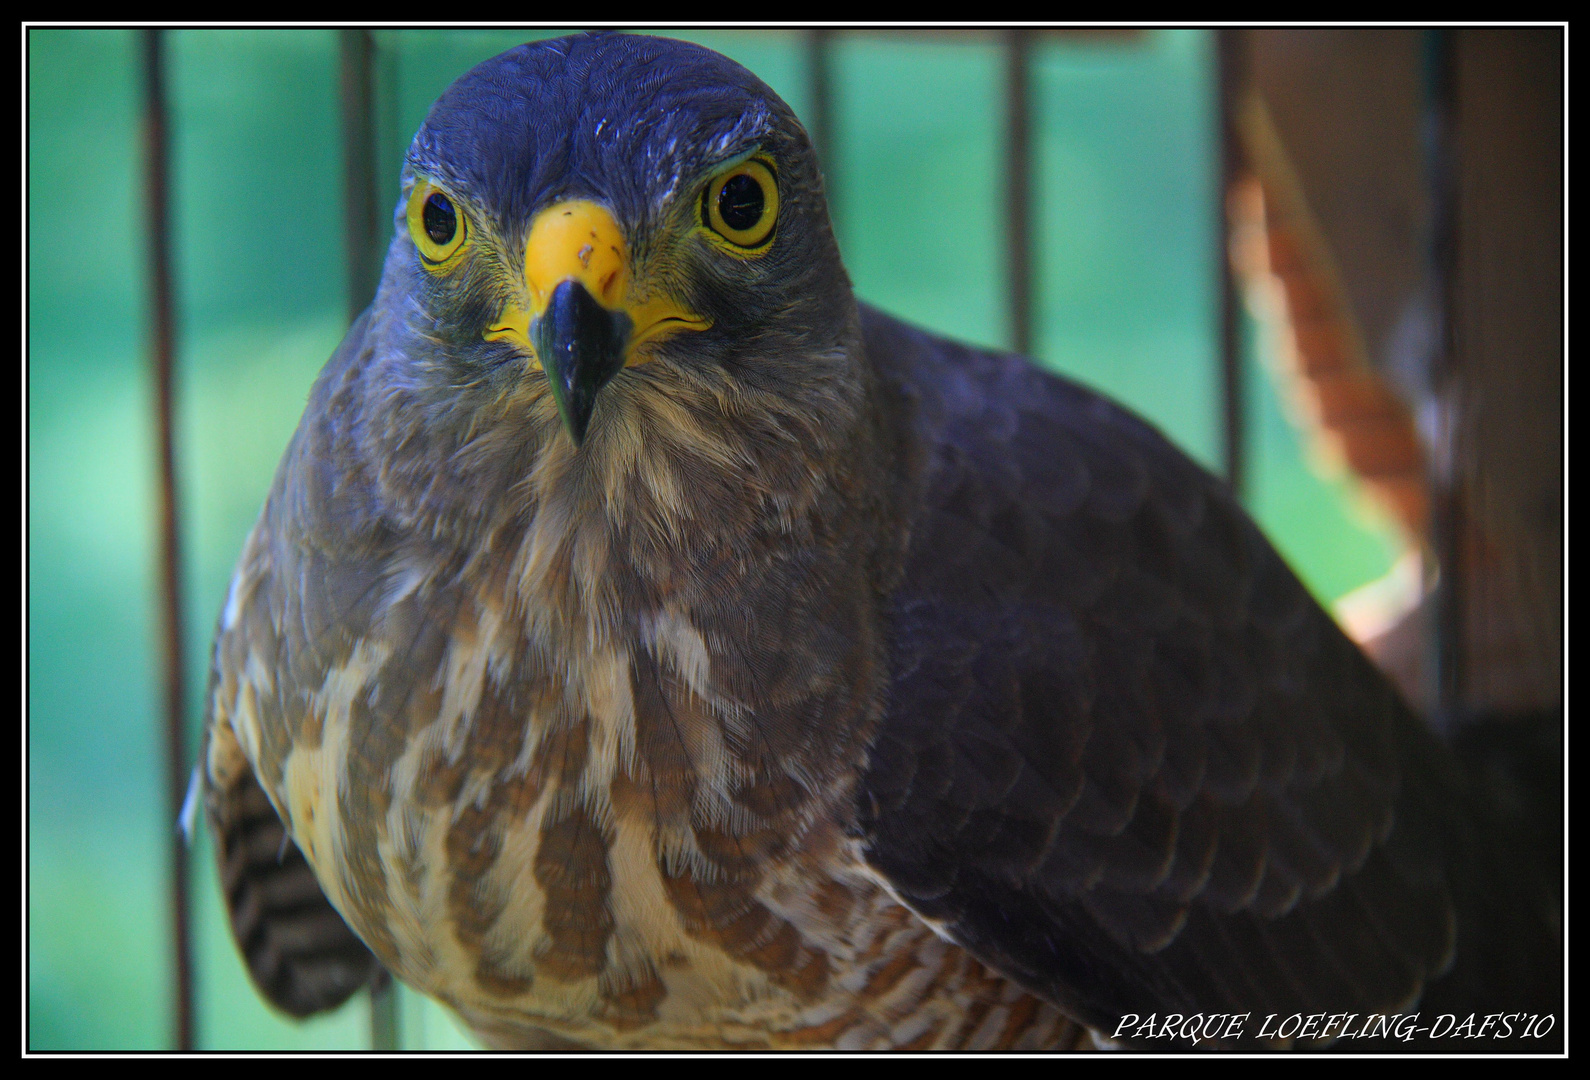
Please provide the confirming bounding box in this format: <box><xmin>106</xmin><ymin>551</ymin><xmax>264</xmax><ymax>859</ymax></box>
<box><xmin>718</xmin><ymin>174</ymin><xmax>764</xmax><ymax>232</ymax></box>
<box><xmin>423</xmin><ymin>193</ymin><xmax>457</xmax><ymax>245</ymax></box>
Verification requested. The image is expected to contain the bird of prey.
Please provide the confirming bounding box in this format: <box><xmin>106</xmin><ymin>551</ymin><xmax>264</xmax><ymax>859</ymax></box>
<box><xmin>199</xmin><ymin>32</ymin><xmax>1560</xmax><ymax>1051</ymax></box>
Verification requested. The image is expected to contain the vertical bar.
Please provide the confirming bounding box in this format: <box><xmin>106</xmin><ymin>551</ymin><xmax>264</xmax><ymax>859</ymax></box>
<box><xmin>805</xmin><ymin>28</ymin><xmax>835</xmax><ymax>191</ymax></box>
<box><xmin>375</xmin><ymin>32</ymin><xmax>405</xmax><ymax>233</ymax></box>
<box><xmin>340</xmin><ymin>29</ymin><xmax>382</xmax><ymax>322</ymax></box>
<box><xmin>1216</xmin><ymin>29</ymin><xmax>1247</xmax><ymax>497</ymax></box>
<box><xmin>1005</xmin><ymin>29</ymin><xmax>1034</xmax><ymax>357</ymax></box>
<box><xmin>369</xmin><ymin>968</ymin><xmax>398</xmax><ymax>1051</ymax></box>
<box><xmin>1423</xmin><ymin>28</ymin><xmax>1464</xmax><ymax>719</ymax></box>
<box><xmin>340</xmin><ymin>28</ymin><xmax>400</xmax><ymax>1049</ymax></box>
<box><xmin>141</xmin><ymin>26</ymin><xmax>194</xmax><ymax>1053</ymax></box>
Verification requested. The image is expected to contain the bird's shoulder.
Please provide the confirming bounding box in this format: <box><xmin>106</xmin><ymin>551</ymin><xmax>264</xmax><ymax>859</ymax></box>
<box><xmin>856</xmin><ymin>304</ymin><xmax>1463</xmax><ymax>1042</ymax></box>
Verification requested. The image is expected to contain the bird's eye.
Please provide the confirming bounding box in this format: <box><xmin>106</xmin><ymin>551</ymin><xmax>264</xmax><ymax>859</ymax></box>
<box><xmin>423</xmin><ymin>194</ymin><xmax>456</xmax><ymax>245</ymax></box>
<box><xmin>701</xmin><ymin>158</ymin><xmax>778</xmax><ymax>251</ymax></box>
<box><xmin>406</xmin><ymin>181</ymin><xmax>468</xmax><ymax>267</ymax></box>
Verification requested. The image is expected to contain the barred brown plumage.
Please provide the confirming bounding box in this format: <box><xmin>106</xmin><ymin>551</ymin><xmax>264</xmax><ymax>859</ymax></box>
<box><xmin>198</xmin><ymin>31</ymin><xmax>1559</xmax><ymax>1051</ymax></box>
<box><xmin>202</xmin><ymin>701</ymin><xmax>383</xmax><ymax>1017</ymax></box>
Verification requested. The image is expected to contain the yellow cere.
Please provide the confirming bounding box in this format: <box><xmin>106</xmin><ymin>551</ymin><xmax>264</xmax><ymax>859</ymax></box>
<box><xmin>523</xmin><ymin>199</ymin><xmax>630</xmax><ymax>310</ymax></box>
<box><xmin>487</xmin><ymin>200</ymin><xmax>710</xmax><ymax>367</ymax></box>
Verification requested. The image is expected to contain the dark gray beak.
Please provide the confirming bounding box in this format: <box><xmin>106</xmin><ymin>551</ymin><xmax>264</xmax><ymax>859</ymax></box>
<box><xmin>531</xmin><ymin>279</ymin><xmax>634</xmax><ymax>447</ymax></box>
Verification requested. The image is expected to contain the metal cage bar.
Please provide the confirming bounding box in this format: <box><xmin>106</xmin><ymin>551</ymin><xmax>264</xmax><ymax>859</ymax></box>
<box><xmin>141</xmin><ymin>26</ymin><xmax>195</xmax><ymax>1052</ymax></box>
<box><xmin>1216</xmin><ymin>29</ymin><xmax>1247</xmax><ymax>498</ymax></box>
<box><xmin>805</xmin><ymin>28</ymin><xmax>835</xmax><ymax>195</ymax></box>
<box><xmin>341</xmin><ymin>29</ymin><xmax>384</xmax><ymax>322</ymax></box>
<box><xmin>1004</xmin><ymin>29</ymin><xmax>1034</xmax><ymax>358</ymax></box>
<box><xmin>1422</xmin><ymin>27</ymin><xmax>1465</xmax><ymax>718</ymax></box>
<box><xmin>339</xmin><ymin>27</ymin><xmax>401</xmax><ymax>1051</ymax></box>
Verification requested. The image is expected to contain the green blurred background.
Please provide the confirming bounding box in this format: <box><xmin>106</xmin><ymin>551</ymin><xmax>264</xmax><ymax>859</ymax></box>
<box><xmin>27</xmin><ymin>27</ymin><xmax>1403</xmax><ymax>1050</ymax></box>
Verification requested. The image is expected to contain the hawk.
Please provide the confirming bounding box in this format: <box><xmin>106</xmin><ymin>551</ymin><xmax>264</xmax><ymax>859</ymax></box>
<box><xmin>199</xmin><ymin>32</ymin><xmax>1560</xmax><ymax>1051</ymax></box>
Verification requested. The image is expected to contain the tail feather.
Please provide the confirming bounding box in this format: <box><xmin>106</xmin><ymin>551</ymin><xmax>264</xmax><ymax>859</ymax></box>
<box><xmin>210</xmin><ymin>767</ymin><xmax>384</xmax><ymax>1018</ymax></box>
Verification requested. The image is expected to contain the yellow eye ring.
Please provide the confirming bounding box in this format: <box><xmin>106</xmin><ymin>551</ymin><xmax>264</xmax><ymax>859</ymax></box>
<box><xmin>701</xmin><ymin>157</ymin><xmax>779</xmax><ymax>251</ymax></box>
<box><xmin>406</xmin><ymin>181</ymin><xmax>468</xmax><ymax>268</ymax></box>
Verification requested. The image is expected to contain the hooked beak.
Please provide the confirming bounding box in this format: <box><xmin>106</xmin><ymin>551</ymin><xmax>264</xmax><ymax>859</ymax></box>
<box><xmin>485</xmin><ymin>200</ymin><xmax>710</xmax><ymax>447</ymax></box>
<box><xmin>531</xmin><ymin>279</ymin><xmax>630</xmax><ymax>448</ymax></box>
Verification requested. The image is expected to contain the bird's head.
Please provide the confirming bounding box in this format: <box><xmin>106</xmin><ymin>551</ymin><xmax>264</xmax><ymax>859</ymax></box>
<box><xmin>376</xmin><ymin>32</ymin><xmax>861</xmax><ymax>467</ymax></box>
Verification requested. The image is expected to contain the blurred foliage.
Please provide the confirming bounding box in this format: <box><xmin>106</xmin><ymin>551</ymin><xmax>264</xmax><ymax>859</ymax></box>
<box><xmin>27</xmin><ymin>27</ymin><xmax>1400</xmax><ymax>1050</ymax></box>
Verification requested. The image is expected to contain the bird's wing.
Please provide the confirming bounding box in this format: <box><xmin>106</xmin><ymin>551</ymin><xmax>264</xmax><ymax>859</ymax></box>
<box><xmin>200</xmin><ymin>683</ymin><xmax>385</xmax><ymax>1017</ymax></box>
<box><xmin>858</xmin><ymin>305</ymin><xmax>1474</xmax><ymax>1043</ymax></box>
<box><xmin>198</xmin><ymin>311</ymin><xmax>396</xmax><ymax>1017</ymax></box>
